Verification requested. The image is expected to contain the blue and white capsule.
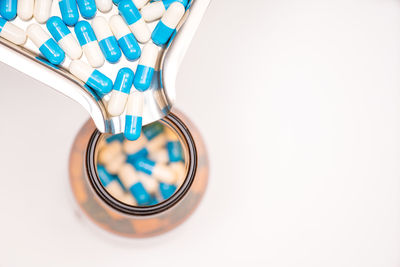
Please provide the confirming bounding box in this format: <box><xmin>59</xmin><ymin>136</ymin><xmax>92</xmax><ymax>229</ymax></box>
<box><xmin>34</xmin><ymin>0</ymin><xmax>52</xmax><ymax>23</ymax></box>
<box><xmin>47</xmin><ymin>17</ymin><xmax>82</xmax><ymax>59</ymax></box>
<box><xmin>58</xmin><ymin>0</ymin><xmax>79</xmax><ymax>26</ymax></box>
<box><xmin>0</xmin><ymin>0</ymin><xmax>17</xmax><ymax>21</ymax></box>
<box><xmin>118</xmin><ymin>0</ymin><xmax>150</xmax><ymax>43</ymax></box>
<box><xmin>74</xmin><ymin>21</ymin><xmax>105</xmax><ymax>68</ymax></box>
<box><xmin>17</xmin><ymin>0</ymin><xmax>34</xmax><ymax>21</ymax></box>
<box><xmin>0</xmin><ymin>18</ymin><xmax>26</xmax><ymax>45</ymax></box>
<box><xmin>27</xmin><ymin>24</ymin><xmax>65</xmax><ymax>65</ymax></box>
<box><xmin>124</xmin><ymin>90</ymin><xmax>143</xmax><ymax>141</ymax></box>
<box><xmin>109</xmin><ymin>15</ymin><xmax>141</xmax><ymax>61</ymax></box>
<box><xmin>76</xmin><ymin>0</ymin><xmax>97</xmax><ymax>19</ymax></box>
<box><xmin>141</xmin><ymin>0</ymin><xmax>187</xmax><ymax>22</ymax></box>
<box><xmin>152</xmin><ymin>2</ymin><xmax>185</xmax><ymax>46</ymax></box>
<box><xmin>133</xmin><ymin>42</ymin><xmax>159</xmax><ymax>91</ymax></box>
<box><xmin>92</xmin><ymin>16</ymin><xmax>121</xmax><ymax>64</ymax></box>
<box><xmin>108</xmin><ymin>68</ymin><xmax>134</xmax><ymax>116</ymax></box>
<box><xmin>132</xmin><ymin>157</ymin><xmax>176</xmax><ymax>184</ymax></box>
<box><xmin>119</xmin><ymin>163</ymin><xmax>151</xmax><ymax>205</ymax></box>
<box><xmin>69</xmin><ymin>60</ymin><xmax>113</xmax><ymax>94</ymax></box>
<box><xmin>98</xmin><ymin>164</ymin><xmax>137</xmax><ymax>205</ymax></box>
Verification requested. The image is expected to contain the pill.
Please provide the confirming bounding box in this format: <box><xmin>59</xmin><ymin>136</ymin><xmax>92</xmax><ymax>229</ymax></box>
<box><xmin>109</xmin><ymin>15</ymin><xmax>140</xmax><ymax>61</ymax></box>
<box><xmin>92</xmin><ymin>16</ymin><xmax>121</xmax><ymax>64</ymax></box>
<box><xmin>118</xmin><ymin>0</ymin><xmax>150</xmax><ymax>43</ymax></box>
<box><xmin>98</xmin><ymin>136</ymin><xmax>123</xmax><ymax>165</ymax></box>
<box><xmin>0</xmin><ymin>0</ymin><xmax>17</xmax><ymax>21</ymax></box>
<box><xmin>159</xmin><ymin>182</ymin><xmax>177</xmax><ymax>200</ymax></box>
<box><xmin>133</xmin><ymin>42</ymin><xmax>159</xmax><ymax>91</ymax></box>
<box><xmin>126</xmin><ymin>146</ymin><xmax>148</xmax><ymax>163</ymax></box>
<box><xmin>27</xmin><ymin>24</ymin><xmax>65</xmax><ymax>65</ymax></box>
<box><xmin>143</xmin><ymin>123</ymin><xmax>167</xmax><ymax>151</ymax></box>
<box><xmin>34</xmin><ymin>0</ymin><xmax>53</xmax><ymax>23</ymax></box>
<box><xmin>138</xmin><ymin>172</ymin><xmax>158</xmax><ymax>194</ymax></box>
<box><xmin>119</xmin><ymin>163</ymin><xmax>151</xmax><ymax>205</ymax></box>
<box><xmin>17</xmin><ymin>0</ymin><xmax>34</xmax><ymax>21</ymax></box>
<box><xmin>95</xmin><ymin>0</ymin><xmax>112</xmax><ymax>13</ymax></box>
<box><xmin>131</xmin><ymin>157</ymin><xmax>176</xmax><ymax>184</ymax></box>
<box><xmin>152</xmin><ymin>2</ymin><xmax>185</xmax><ymax>46</ymax></box>
<box><xmin>58</xmin><ymin>0</ymin><xmax>79</xmax><ymax>26</ymax></box>
<box><xmin>97</xmin><ymin>164</ymin><xmax>128</xmax><ymax>201</ymax></box>
<box><xmin>132</xmin><ymin>0</ymin><xmax>149</xmax><ymax>9</ymax></box>
<box><xmin>76</xmin><ymin>0</ymin><xmax>97</xmax><ymax>19</ymax></box>
<box><xmin>124</xmin><ymin>90</ymin><xmax>143</xmax><ymax>141</ymax></box>
<box><xmin>0</xmin><ymin>17</ymin><xmax>26</xmax><ymax>45</ymax></box>
<box><xmin>74</xmin><ymin>20</ymin><xmax>105</xmax><ymax>68</ymax></box>
<box><xmin>69</xmin><ymin>60</ymin><xmax>113</xmax><ymax>94</ymax></box>
<box><xmin>141</xmin><ymin>0</ymin><xmax>187</xmax><ymax>22</ymax></box>
<box><xmin>46</xmin><ymin>16</ymin><xmax>82</xmax><ymax>60</ymax></box>
<box><xmin>108</xmin><ymin>68</ymin><xmax>134</xmax><ymax>116</ymax></box>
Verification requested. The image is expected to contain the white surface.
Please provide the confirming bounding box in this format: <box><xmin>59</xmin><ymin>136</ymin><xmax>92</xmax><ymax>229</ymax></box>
<box><xmin>1</xmin><ymin>0</ymin><xmax>400</xmax><ymax>266</ymax></box>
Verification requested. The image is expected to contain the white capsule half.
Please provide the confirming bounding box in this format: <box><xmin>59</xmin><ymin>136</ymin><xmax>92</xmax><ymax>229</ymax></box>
<box><xmin>105</xmin><ymin>180</ymin><xmax>126</xmax><ymax>199</ymax></box>
<box><xmin>98</xmin><ymin>141</ymin><xmax>123</xmax><ymax>165</ymax></box>
<box><xmin>153</xmin><ymin>163</ymin><xmax>176</xmax><ymax>184</ymax></box>
<box><xmin>105</xmin><ymin>152</ymin><xmax>126</xmax><ymax>175</ymax></box>
<box><xmin>18</xmin><ymin>0</ymin><xmax>34</xmax><ymax>21</ymax></box>
<box><xmin>95</xmin><ymin>0</ymin><xmax>112</xmax><ymax>13</ymax></box>
<box><xmin>118</xmin><ymin>163</ymin><xmax>140</xmax><ymax>188</ymax></box>
<box><xmin>58</xmin><ymin>34</ymin><xmax>82</xmax><ymax>59</ymax></box>
<box><xmin>132</xmin><ymin>0</ymin><xmax>149</xmax><ymax>9</ymax></box>
<box><xmin>34</xmin><ymin>0</ymin><xmax>53</xmax><ymax>23</ymax></box>
<box><xmin>108</xmin><ymin>90</ymin><xmax>129</xmax><ymax>116</ymax></box>
<box><xmin>123</xmin><ymin>134</ymin><xmax>147</xmax><ymax>154</ymax></box>
<box><xmin>109</xmin><ymin>15</ymin><xmax>130</xmax><ymax>40</ymax></box>
<box><xmin>129</xmin><ymin>17</ymin><xmax>150</xmax><ymax>43</ymax></box>
<box><xmin>126</xmin><ymin>90</ymin><xmax>143</xmax><ymax>117</ymax></box>
<box><xmin>0</xmin><ymin>21</ymin><xmax>27</xmax><ymax>45</ymax></box>
<box><xmin>170</xmin><ymin>161</ymin><xmax>186</xmax><ymax>186</ymax></box>
<box><xmin>141</xmin><ymin>1</ymin><xmax>165</xmax><ymax>22</ymax></box>
<box><xmin>92</xmin><ymin>16</ymin><xmax>113</xmax><ymax>41</ymax></box>
<box><xmin>149</xmin><ymin>148</ymin><xmax>169</xmax><ymax>164</ymax></box>
<box><xmin>138</xmin><ymin>173</ymin><xmax>158</xmax><ymax>194</ymax></box>
<box><xmin>69</xmin><ymin>60</ymin><xmax>93</xmax><ymax>83</ymax></box>
<box><xmin>120</xmin><ymin>193</ymin><xmax>137</xmax><ymax>205</ymax></box>
<box><xmin>83</xmin><ymin>41</ymin><xmax>104</xmax><ymax>68</ymax></box>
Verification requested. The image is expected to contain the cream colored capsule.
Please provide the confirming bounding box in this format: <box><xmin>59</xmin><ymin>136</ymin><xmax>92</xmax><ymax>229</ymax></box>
<box><xmin>34</xmin><ymin>0</ymin><xmax>53</xmax><ymax>23</ymax></box>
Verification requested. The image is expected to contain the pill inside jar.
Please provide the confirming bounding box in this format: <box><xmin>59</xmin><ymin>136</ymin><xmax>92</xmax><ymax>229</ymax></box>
<box><xmin>95</xmin><ymin>121</ymin><xmax>187</xmax><ymax>207</ymax></box>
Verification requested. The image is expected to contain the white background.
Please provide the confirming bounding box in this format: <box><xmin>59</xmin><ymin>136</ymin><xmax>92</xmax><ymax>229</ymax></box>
<box><xmin>1</xmin><ymin>0</ymin><xmax>400</xmax><ymax>266</ymax></box>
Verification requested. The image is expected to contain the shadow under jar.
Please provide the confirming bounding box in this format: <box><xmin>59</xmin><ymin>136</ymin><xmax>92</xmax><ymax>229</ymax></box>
<box><xmin>69</xmin><ymin>111</ymin><xmax>209</xmax><ymax>238</ymax></box>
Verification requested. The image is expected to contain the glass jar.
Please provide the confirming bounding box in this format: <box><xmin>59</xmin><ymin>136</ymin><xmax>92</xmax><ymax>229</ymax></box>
<box><xmin>69</xmin><ymin>111</ymin><xmax>209</xmax><ymax>238</ymax></box>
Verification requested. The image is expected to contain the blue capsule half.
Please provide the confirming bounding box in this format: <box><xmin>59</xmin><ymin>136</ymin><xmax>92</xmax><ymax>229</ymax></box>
<box><xmin>124</xmin><ymin>115</ymin><xmax>142</xmax><ymax>141</ymax></box>
<box><xmin>159</xmin><ymin>182</ymin><xmax>177</xmax><ymax>200</ymax></box>
<box><xmin>74</xmin><ymin>20</ymin><xmax>97</xmax><ymax>46</ymax></box>
<box><xmin>59</xmin><ymin>0</ymin><xmax>79</xmax><ymax>26</ymax></box>
<box><xmin>118</xmin><ymin>0</ymin><xmax>142</xmax><ymax>26</ymax></box>
<box><xmin>143</xmin><ymin>123</ymin><xmax>164</xmax><ymax>140</ymax></box>
<box><xmin>162</xmin><ymin>0</ymin><xmax>188</xmax><ymax>10</ymax></box>
<box><xmin>167</xmin><ymin>141</ymin><xmax>183</xmax><ymax>162</ymax></box>
<box><xmin>0</xmin><ymin>0</ymin><xmax>17</xmax><ymax>21</ymax></box>
<box><xmin>39</xmin><ymin>39</ymin><xmax>65</xmax><ymax>65</ymax></box>
<box><xmin>114</xmin><ymin>68</ymin><xmax>134</xmax><ymax>94</ymax></box>
<box><xmin>86</xmin><ymin>70</ymin><xmax>113</xmax><ymax>94</ymax></box>
<box><xmin>46</xmin><ymin>16</ymin><xmax>71</xmax><ymax>42</ymax></box>
<box><xmin>132</xmin><ymin>157</ymin><xmax>156</xmax><ymax>176</ymax></box>
<box><xmin>99</xmin><ymin>36</ymin><xmax>121</xmax><ymax>63</ymax></box>
<box><xmin>129</xmin><ymin>182</ymin><xmax>151</xmax><ymax>205</ymax></box>
<box><xmin>134</xmin><ymin>65</ymin><xmax>154</xmax><ymax>91</ymax></box>
<box><xmin>152</xmin><ymin>20</ymin><xmax>175</xmax><ymax>46</ymax></box>
<box><xmin>105</xmin><ymin>133</ymin><xmax>125</xmax><ymax>143</ymax></box>
<box><xmin>76</xmin><ymin>0</ymin><xmax>97</xmax><ymax>19</ymax></box>
<box><xmin>118</xmin><ymin>33</ymin><xmax>141</xmax><ymax>61</ymax></box>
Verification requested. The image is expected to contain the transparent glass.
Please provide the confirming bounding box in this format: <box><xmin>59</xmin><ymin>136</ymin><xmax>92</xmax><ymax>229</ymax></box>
<box><xmin>69</xmin><ymin>111</ymin><xmax>208</xmax><ymax>238</ymax></box>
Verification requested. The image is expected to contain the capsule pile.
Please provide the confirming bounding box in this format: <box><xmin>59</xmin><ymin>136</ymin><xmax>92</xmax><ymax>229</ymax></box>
<box><xmin>97</xmin><ymin>122</ymin><xmax>186</xmax><ymax>206</ymax></box>
<box><xmin>0</xmin><ymin>0</ymin><xmax>190</xmax><ymax>140</ymax></box>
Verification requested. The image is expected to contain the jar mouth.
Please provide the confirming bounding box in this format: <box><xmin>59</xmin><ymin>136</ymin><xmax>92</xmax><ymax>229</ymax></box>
<box><xmin>85</xmin><ymin>113</ymin><xmax>198</xmax><ymax>216</ymax></box>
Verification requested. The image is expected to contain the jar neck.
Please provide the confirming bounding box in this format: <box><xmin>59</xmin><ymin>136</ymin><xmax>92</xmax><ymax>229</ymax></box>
<box><xmin>85</xmin><ymin>113</ymin><xmax>198</xmax><ymax>216</ymax></box>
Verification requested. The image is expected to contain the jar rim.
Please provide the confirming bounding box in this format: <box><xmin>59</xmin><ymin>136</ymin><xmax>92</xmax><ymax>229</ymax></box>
<box><xmin>85</xmin><ymin>113</ymin><xmax>198</xmax><ymax>216</ymax></box>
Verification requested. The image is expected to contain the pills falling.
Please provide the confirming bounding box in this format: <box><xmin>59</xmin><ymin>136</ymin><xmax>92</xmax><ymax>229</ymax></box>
<box><xmin>97</xmin><ymin>122</ymin><xmax>186</xmax><ymax>206</ymax></box>
<box><xmin>0</xmin><ymin>0</ymin><xmax>191</xmax><ymax>141</ymax></box>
